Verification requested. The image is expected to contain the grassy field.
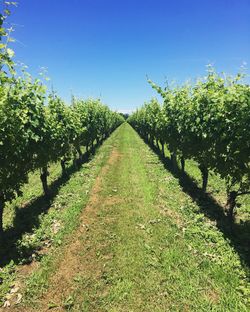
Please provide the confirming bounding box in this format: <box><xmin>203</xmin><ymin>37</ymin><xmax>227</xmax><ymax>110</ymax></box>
<box><xmin>0</xmin><ymin>123</ymin><xmax>249</xmax><ymax>311</ymax></box>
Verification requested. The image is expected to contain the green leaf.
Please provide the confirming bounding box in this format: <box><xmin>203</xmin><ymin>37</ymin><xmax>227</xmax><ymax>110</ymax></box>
<box><xmin>6</xmin><ymin>48</ymin><xmax>15</xmax><ymax>58</ymax></box>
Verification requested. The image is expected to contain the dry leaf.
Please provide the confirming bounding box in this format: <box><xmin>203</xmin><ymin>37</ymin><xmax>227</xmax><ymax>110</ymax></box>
<box><xmin>3</xmin><ymin>300</ymin><xmax>10</xmax><ymax>308</ymax></box>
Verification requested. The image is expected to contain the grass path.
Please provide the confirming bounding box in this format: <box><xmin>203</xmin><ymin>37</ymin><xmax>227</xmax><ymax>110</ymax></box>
<box><xmin>7</xmin><ymin>123</ymin><xmax>249</xmax><ymax>311</ymax></box>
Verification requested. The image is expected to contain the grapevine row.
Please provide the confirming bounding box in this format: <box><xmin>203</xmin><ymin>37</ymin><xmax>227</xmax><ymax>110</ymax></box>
<box><xmin>128</xmin><ymin>69</ymin><xmax>250</xmax><ymax>221</ymax></box>
<box><xmin>0</xmin><ymin>5</ymin><xmax>124</xmax><ymax>236</ymax></box>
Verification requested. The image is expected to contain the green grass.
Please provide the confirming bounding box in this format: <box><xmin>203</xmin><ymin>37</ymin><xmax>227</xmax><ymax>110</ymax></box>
<box><xmin>184</xmin><ymin>158</ymin><xmax>250</xmax><ymax>222</ymax></box>
<box><xmin>162</xmin><ymin>146</ymin><xmax>250</xmax><ymax>222</ymax></box>
<box><xmin>0</xmin><ymin>139</ymin><xmax>111</xmax><ymax>305</ymax></box>
<box><xmin>0</xmin><ymin>123</ymin><xmax>249</xmax><ymax>311</ymax></box>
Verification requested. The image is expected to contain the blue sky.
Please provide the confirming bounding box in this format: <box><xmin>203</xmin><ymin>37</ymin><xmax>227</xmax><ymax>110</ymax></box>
<box><xmin>3</xmin><ymin>0</ymin><xmax>250</xmax><ymax>112</ymax></box>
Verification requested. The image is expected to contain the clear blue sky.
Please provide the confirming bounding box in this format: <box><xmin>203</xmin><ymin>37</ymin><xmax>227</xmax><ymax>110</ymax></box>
<box><xmin>3</xmin><ymin>0</ymin><xmax>250</xmax><ymax>112</ymax></box>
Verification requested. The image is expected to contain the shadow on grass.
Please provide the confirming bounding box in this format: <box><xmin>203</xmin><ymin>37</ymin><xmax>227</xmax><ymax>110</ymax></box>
<box><xmin>0</xmin><ymin>141</ymin><xmax>104</xmax><ymax>267</ymax></box>
<box><xmin>145</xmin><ymin>139</ymin><xmax>250</xmax><ymax>272</ymax></box>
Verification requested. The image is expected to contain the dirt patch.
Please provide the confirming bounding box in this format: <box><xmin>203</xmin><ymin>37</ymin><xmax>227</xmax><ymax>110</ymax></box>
<box><xmin>105</xmin><ymin>196</ymin><xmax>123</xmax><ymax>205</ymax></box>
<box><xmin>107</xmin><ymin>149</ymin><xmax>121</xmax><ymax>165</ymax></box>
<box><xmin>160</xmin><ymin>206</ymin><xmax>184</xmax><ymax>226</ymax></box>
<box><xmin>203</xmin><ymin>288</ymin><xmax>220</xmax><ymax>304</ymax></box>
<box><xmin>17</xmin><ymin>261</ymin><xmax>40</xmax><ymax>277</ymax></box>
<box><xmin>9</xmin><ymin>148</ymin><xmax>122</xmax><ymax>312</ymax></box>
